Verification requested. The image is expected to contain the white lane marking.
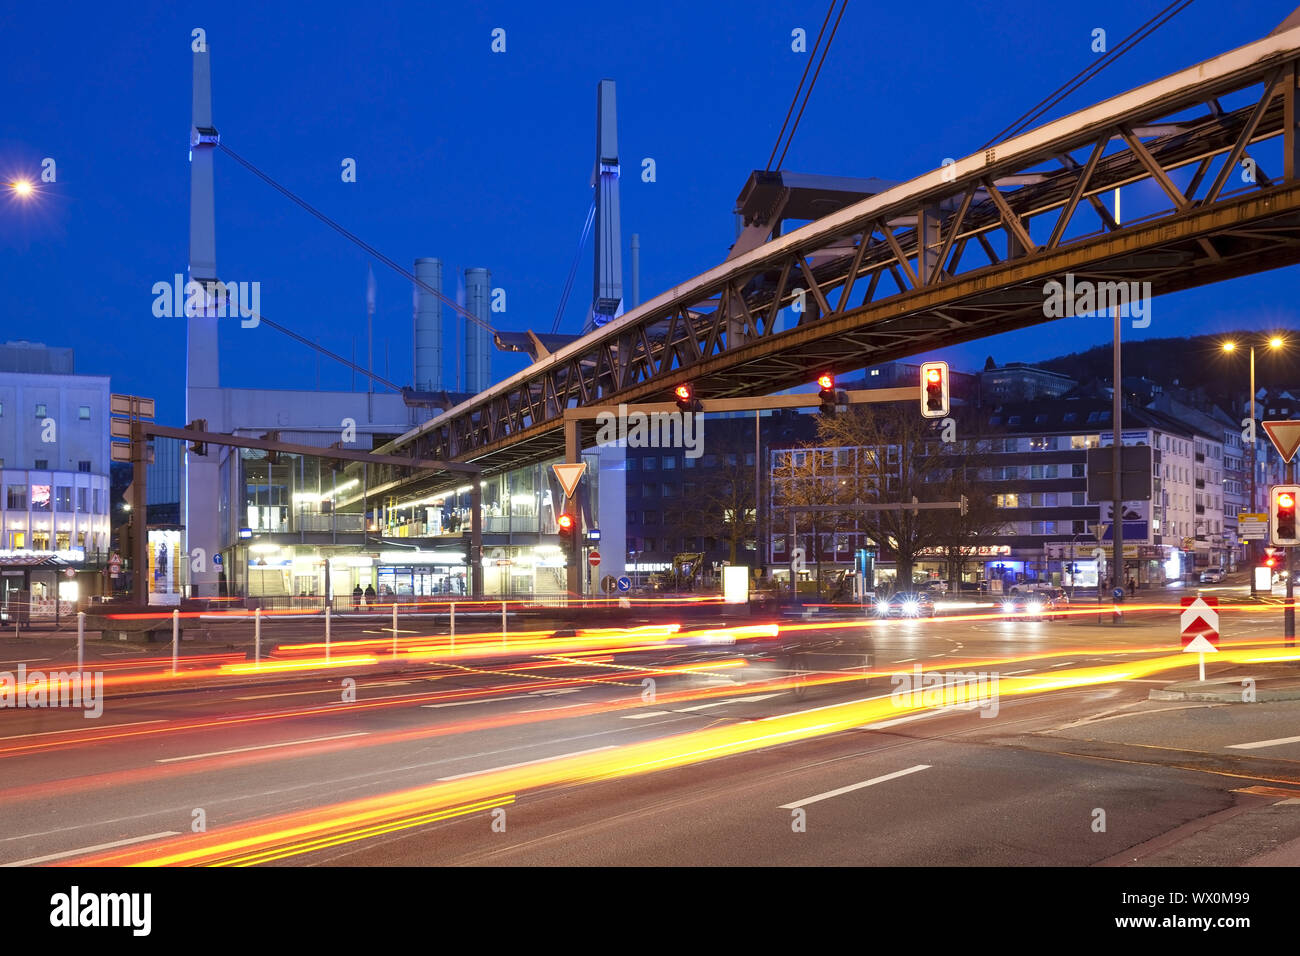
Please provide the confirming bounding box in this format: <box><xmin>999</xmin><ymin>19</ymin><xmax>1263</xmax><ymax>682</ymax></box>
<box><xmin>621</xmin><ymin>711</ymin><xmax>671</xmax><ymax>719</ymax></box>
<box><xmin>0</xmin><ymin>658</ymin><xmax>51</xmax><ymax>665</ymax></box>
<box><xmin>3</xmin><ymin>831</ymin><xmax>182</xmax><ymax>867</ymax></box>
<box><xmin>1050</xmin><ymin>661</ymin><xmax>1077</xmax><ymax>669</ymax></box>
<box><xmin>518</xmin><ymin>703</ymin><xmax>587</xmax><ymax>714</ymax></box>
<box><xmin>234</xmin><ymin>680</ymin><xmax>414</xmax><ymax>701</ymax></box>
<box><xmin>763</xmin><ymin>690</ymin><xmax>895</xmax><ymax>721</ymax></box>
<box><xmin>423</xmin><ymin>695</ymin><xmax>530</xmax><ymax>709</ymax></box>
<box><xmin>1002</xmin><ymin>669</ymin><xmax>1035</xmax><ymax>676</ymax></box>
<box><xmin>530</xmin><ymin>688</ymin><xmax>581</xmax><ymax>696</ymax></box>
<box><xmin>861</xmin><ymin>704</ymin><xmax>980</xmax><ymax>730</ymax></box>
<box><xmin>0</xmin><ymin>719</ymin><xmax>166</xmax><ymax>742</ymax></box>
<box><xmin>780</xmin><ymin>764</ymin><xmax>931</xmax><ymax>809</ymax></box>
<box><xmin>675</xmin><ymin>693</ymin><xmax>782</xmax><ymax>712</ymax></box>
<box><xmin>156</xmin><ymin>732</ymin><xmax>368</xmax><ymax>763</ymax></box>
<box><xmin>437</xmin><ymin>745</ymin><xmax>617</xmax><ymax>781</ymax></box>
<box><xmin>893</xmin><ymin>658</ymin><xmax>917</xmax><ymax>663</ymax></box>
<box><xmin>1228</xmin><ymin>735</ymin><xmax>1300</xmax><ymax>751</ymax></box>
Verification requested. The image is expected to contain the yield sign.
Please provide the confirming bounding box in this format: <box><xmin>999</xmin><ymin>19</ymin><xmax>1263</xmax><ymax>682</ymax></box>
<box><xmin>552</xmin><ymin>462</ymin><xmax>587</xmax><ymax>500</ymax></box>
<box><xmin>1180</xmin><ymin>596</ymin><xmax>1219</xmax><ymax>648</ymax></box>
<box><xmin>1262</xmin><ymin>420</ymin><xmax>1300</xmax><ymax>463</ymax></box>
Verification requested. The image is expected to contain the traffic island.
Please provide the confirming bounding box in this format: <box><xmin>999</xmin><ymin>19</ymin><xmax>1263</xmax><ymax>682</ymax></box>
<box><xmin>1150</xmin><ymin>663</ymin><xmax>1300</xmax><ymax>703</ymax></box>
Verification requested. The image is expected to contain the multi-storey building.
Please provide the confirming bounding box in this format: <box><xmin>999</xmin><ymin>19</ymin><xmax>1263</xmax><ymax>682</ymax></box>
<box><xmin>0</xmin><ymin>342</ymin><xmax>112</xmax><ymax>620</ymax></box>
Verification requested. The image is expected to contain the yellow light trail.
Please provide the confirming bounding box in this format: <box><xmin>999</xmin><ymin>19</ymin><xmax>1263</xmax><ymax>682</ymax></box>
<box><xmin>65</xmin><ymin>641</ymin><xmax>1300</xmax><ymax>866</ymax></box>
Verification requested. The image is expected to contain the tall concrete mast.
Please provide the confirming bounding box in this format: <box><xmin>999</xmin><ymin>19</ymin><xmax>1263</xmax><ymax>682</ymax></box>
<box><xmin>185</xmin><ymin>41</ymin><xmax>222</xmax><ymax>596</ymax></box>
<box><xmin>587</xmin><ymin>79</ymin><xmax>623</xmax><ymax>332</ymax></box>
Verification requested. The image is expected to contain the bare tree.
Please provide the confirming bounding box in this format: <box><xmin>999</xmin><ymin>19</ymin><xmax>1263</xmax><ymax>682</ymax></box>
<box><xmin>769</xmin><ymin>446</ymin><xmax>861</xmax><ymax>598</ymax></box>
<box><xmin>669</xmin><ymin>444</ymin><xmax>757</xmax><ymax>565</ymax></box>
<box><xmin>810</xmin><ymin>403</ymin><xmax>955</xmax><ymax>587</ymax></box>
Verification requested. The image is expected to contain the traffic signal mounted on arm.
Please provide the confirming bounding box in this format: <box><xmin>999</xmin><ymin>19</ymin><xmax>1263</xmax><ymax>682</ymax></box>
<box><xmin>186</xmin><ymin>419</ymin><xmax>208</xmax><ymax>456</ymax></box>
<box><xmin>674</xmin><ymin>384</ymin><xmax>701</xmax><ymax>413</ymax></box>
<box><xmin>919</xmin><ymin>362</ymin><xmax>949</xmax><ymax>418</ymax></box>
<box><xmin>817</xmin><ymin>373</ymin><xmax>838</xmax><ymax>417</ymax></box>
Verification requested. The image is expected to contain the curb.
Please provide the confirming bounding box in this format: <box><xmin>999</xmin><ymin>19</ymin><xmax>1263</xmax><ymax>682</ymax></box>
<box><xmin>1149</xmin><ymin>683</ymin><xmax>1300</xmax><ymax>703</ymax></box>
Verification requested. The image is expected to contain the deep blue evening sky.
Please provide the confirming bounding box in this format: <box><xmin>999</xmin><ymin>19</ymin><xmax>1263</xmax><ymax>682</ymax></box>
<box><xmin>3</xmin><ymin>0</ymin><xmax>1299</xmax><ymax>423</ymax></box>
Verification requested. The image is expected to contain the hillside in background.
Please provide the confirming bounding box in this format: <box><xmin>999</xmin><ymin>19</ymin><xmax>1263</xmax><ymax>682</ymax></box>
<box><xmin>1023</xmin><ymin>331</ymin><xmax>1300</xmax><ymax>410</ymax></box>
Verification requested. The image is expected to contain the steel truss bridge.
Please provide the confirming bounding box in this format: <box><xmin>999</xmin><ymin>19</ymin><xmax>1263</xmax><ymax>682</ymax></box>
<box><xmin>353</xmin><ymin>19</ymin><xmax>1300</xmax><ymax>504</ymax></box>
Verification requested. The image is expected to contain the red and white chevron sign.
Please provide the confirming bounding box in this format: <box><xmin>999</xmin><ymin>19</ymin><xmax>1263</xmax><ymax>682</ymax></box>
<box><xmin>1180</xmin><ymin>596</ymin><xmax>1219</xmax><ymax>652</ymax></box>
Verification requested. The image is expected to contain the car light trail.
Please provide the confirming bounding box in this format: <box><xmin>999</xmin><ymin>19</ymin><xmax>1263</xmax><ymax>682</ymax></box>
<box><xmin>60</xmin><ymin>641</ymin><xmax>1300</xmax><ymax>866</ymax></box>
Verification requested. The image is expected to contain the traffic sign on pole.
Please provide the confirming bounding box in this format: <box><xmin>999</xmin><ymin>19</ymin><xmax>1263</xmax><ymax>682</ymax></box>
<box><xmin>588</xmin><ymin>550</ymin><xmax>602</xmax><ymax>568</ymax></box>
<box><xmin>1263</xmin><ymin>421</ymin><xmax>1300</xmax><ymax>463</ymax></box>
<box><xmin>1181</xmin><ymin>595</ymin><xmax>1219</xmax><ymax>682</ymax></box>
<box><xmin>1180</xmin><ymin>596</ymin><xmax>1220</xmax><ymax>647</ymax></box>
<box><xmin>552</xmin><ymin>462</ymin><xmax>587</xmax><ymax>500</ymax></box>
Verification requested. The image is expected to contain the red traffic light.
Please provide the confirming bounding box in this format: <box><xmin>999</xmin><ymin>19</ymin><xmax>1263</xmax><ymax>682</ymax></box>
<box><xmin>557</xmin><ymin>513</ymin><xmax>575</xmax><ymax>533</ymax></box>
<box><xmin>674</xmin><ymin>384</ymin><xmax>692</xmax><ymax>402</ymax></box>
<box><xmin>1265</xmin><ymin>556</ymin><xmax>1279</xmax><ymax>568</ymax></box>
<box><xmin>925</xmin><ymin>367</ymin><xmax>941</xmax><ymax>384</ymax></box>
<box><xmin>817</xmin><ymin>373</ymin><xmax>834</xmax><ymax>391</ymax></box>
<box><xmin>1280</xmin><ymin>492</ymin><xmax>1295</xmax><ymax>509</ymax></box>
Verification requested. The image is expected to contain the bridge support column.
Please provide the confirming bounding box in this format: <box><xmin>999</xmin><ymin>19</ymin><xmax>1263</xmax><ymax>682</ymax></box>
<box><xmin>470</xmin><ymin>481</ymin><xmax>483</xmax><ymax>598</ymax></box>
<box><xmin>565</xmin><ymin>419</ymin><xmax>582</xmax><ymax>601</ymax></box>
<box><xmin>1286</xmin><ymin>60</ymin><xmax>1300</xmax><ymax>181</ymax></box>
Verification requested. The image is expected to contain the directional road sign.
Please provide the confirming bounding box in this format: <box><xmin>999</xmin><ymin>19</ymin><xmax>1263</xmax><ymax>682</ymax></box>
<box><xmin>588</xmin><ymin>550</ymin><xmax>602</xmax><ymax>568</ymax></box>
<box><xmin>1180</xmin><ymin>596</ymin><xmax>1220</xmax><ymax>649</ymax></box>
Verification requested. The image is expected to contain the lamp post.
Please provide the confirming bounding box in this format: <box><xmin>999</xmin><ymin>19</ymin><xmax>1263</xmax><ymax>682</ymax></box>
<box><xmin>1222</xmin><ymin>336</ymin><xmax>1285</xmax><ymax>594</ymax></box>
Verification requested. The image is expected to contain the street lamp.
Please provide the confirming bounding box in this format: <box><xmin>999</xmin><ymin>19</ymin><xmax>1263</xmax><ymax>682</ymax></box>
<box><xmin>1222</xmin><ymin>335</ymin><xmax>1286</xmax><ymax>593</ymax></box>
<box><xmin>9</xmin><ymin>179</ymin><xmax>34</xmax><ymax>198</ymax></box>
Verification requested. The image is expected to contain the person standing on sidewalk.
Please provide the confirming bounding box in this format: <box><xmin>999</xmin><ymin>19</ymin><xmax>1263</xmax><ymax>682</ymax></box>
<box><xmin>351</xmin><ymin>585</ymin><xmax>362</xmax><ymax>610</ymax></box>
<box><xmin>364</xmin><ymin>584</ymin><xmax>375</xmax><ymax>609</ymax></box>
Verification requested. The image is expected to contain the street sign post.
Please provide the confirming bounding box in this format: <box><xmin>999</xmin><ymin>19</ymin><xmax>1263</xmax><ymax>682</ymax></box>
<box><xmin>588</xmin><ymin>550</ymin><xmax>602</xmax><ymax>568</ymax></box>
<box><xmin>552</xmin><ymin>462</ymin><xmax>587</xmax><ymax>500</ymax></box>
<box><xmin>1181</xmin><ymin>596</ymin><xmax>1220</xmax><ymax>682</ymax></box>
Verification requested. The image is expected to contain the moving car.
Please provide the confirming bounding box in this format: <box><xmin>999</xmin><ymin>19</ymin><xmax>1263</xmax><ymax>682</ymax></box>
<box><xmin>1002</xmin><ymin>588</ymin><xmax>1069</xmax><ymax>621</ymax></box>
<box><xmin>871</xmin><ymin>591</ymin><xmax>937</xmax><ymax>618</ymax></box>
<box><xmin>1199</xmin><ymin>568</ymin><xmax>1225</xmax><ymax>584</ymax></box>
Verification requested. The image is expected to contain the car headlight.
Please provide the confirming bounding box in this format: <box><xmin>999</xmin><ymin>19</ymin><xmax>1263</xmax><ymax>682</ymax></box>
<box><xmin>902</xmin><ymin>600</ymin><xmax>919</xmax><ymax>616</ymax></box>
<box><xmin>874</xmin><ymin>602</ymin><xmax>890</xmax><ymax>616</ymax></box>
<box><xmin>1027</xmin><ymin>602</ymin><xmax>1043</xmax><ymax>615</ymax></box>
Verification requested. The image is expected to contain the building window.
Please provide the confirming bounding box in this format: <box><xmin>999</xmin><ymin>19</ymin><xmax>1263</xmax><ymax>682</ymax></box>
<box><xmin>642</xmin><ymin>456</ymin><xmax>658</xmax><ymax>471</ymax></box>
<box><xmin>35</xmin><ymin>403</ymin><xmax>47</xmax><ymax>418</ymax></box>
<box><xmin>34</xmin><ymin>459</ymin><xmax>48</xmax><ymax>470</ymax></box>
<box><xmin>78</xmin><ymin>405</ymin><xmax>90</xmax><ymax>420</ymax></box>
<box><xmin>683</xmin><ymin>456</ymin><xmax>696</xmax><ymax>469</ymax></box>
<box><xmin>662</xmin><ymin>456</ymin><xmax>677</xmax><ymax>470</ymax></box>
<box><xmin>662</xmin><ymin>483</ymin><xmax>676</xmax><ymax>498</ymax></box>
<box><xmin>93</xmin><ymin>489</ymin><xmax>102</xmax><ymax>514</ymax></box>
<box><xmin>77</xmin><ymin>488</ymin><xmax>88</xmax><ymax>513</ymax></box>
<box><xmin>6</xmin><ymin>485</ymin><xmax>25</xmax><ymax>510</ymax></box>
<box><xmin>994</xmin><ymin>493</ymin><xmax>1019</xmax><ymax>507</ymax></box>
<box><xmin>78</xmin><ymin>460</ymin><xmax>91</xmax><ymax>473</ymax></box>
<box><xmin>644</xmin><ymin>538</ymin><xmax>657</xmax><ymax>551</ymax></box>
<box><xmin>56</xmin><ymin>486</ymin><xmax>72</xmax><ymax>512</ymax></box>
<box><xmin>641</xmin><ymin>483</ymin><xmax>657</xmax><ymax>498</ymax></box>
<box><xmin>626</xmin><ymin>458</ymin><xmax>638</xmax><ymax>472</ymax></box>
<box><xmin>643</xmin><ymin>511</ymin><xmax>659</xmax><ymax>524</ymax></box>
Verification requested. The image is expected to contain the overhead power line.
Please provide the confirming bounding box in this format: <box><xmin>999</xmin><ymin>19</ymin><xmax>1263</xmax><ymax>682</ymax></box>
<box><xmin>217</xmin><ymin>142</ymin><xmax>496</xmax><ymax>337</ymax></box>
<box><xmin>775</xmin><ymin>0</ymin><xmax>849</xmax><ymax>171</ymax></box>
<box><xmin>980</xmin><ymin>0</ymin><xmax>1195</xmax><ymax>150</ymax></box>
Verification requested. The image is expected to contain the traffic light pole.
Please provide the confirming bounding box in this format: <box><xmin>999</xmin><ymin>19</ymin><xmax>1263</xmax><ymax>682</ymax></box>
<box><xmin>564</xmin><ymin>419</ymin><xmax>582</xmax><ymax>601</ymax></box>
<box><xmin>1288</xmin><ymin>460</ymin><xmax>1295</xmax><ymax>645</ymax></box>
<box><xmin>130</xmin><ymin>419</ymin><xmax>148</xmax><ymax>607</ymax></box>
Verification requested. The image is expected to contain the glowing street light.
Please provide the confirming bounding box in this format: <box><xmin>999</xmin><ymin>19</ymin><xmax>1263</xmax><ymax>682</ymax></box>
<box><xmin>10</xmin><ymin>179</ymin><xmax>34</xmax><ymax>198</ymax></box>
<box><xmin>1222</xmin><ymin>333</ymin><xmax>1291</xmax><ymax>593</ymax></box>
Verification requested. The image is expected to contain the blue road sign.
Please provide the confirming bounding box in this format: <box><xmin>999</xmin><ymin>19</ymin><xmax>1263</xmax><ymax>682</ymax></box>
<box><xmin>212</xmin><ymin>553</ymin><xmax>223</xmax><ymax>566</ymax></box>
<box><xmin>616</xmin><ymin>576</ymin><xmax>631</xmax><ymax>592</ymax></box>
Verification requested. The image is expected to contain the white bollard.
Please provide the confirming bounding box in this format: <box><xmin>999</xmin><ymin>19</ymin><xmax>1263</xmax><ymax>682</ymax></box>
<box><xmin>255</xmin><ymin>607</ymin><xmax>262</xmax><ymax>666</ymax></box>
<box><xmin>77</xmin><ymin>611</ymin><xmax>85</xmax><ymax>672</ymax></box>
<box><xmin>325</xmin><ymin>606</ymin><xmax>331</xmax><ymax>663</ymax></box>
<box><xmin>450</xmin><ymin>602</ymin><xmax>456</xmax><ymax>652</ymax></box>
<box><xmin>172</xmin><ymin>609</ymin><xmax>179</xmax><ymax>674</ymax></box>
<box><xmin>392</xmin><ymin>602</ymin><xmax>398</xmax><ymax>658</ymax></box>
